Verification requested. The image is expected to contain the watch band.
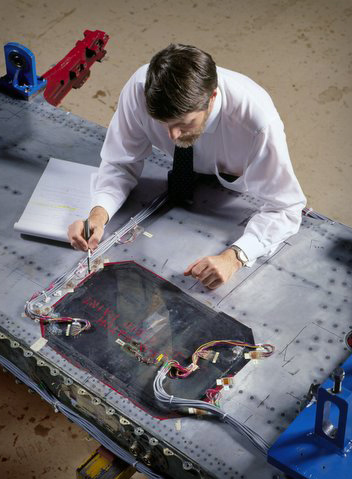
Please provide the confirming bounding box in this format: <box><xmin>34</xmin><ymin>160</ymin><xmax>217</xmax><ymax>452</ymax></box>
<box><xmin>230</xmin><ymin>245</ymin><xmax>249</xmax><ymax>266</ymax></box>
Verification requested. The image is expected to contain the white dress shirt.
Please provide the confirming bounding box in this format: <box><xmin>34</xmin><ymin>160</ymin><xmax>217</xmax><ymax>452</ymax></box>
<box><xmin>92</xmin><ymin>64</ymin><xmax>306</xmax><ymax>263</ymax></box>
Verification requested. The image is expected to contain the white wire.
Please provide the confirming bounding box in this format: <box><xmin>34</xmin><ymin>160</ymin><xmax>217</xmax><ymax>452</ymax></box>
<box><xmin>22</xmin><ymin>189</ymin><xmax>270</xmax><ymax>458</ymax></box>
<box><xmin>25</xmin><ymin>192</ymin><xmax>168</xmax><ymax>321</ymax></box>
<box><xmin>302</xmin><ymin>207</ymin><xmax>332</xmax><ymax>221</ymax></box>
<box><xmin>153</xmin><ymin>364</ymin><xmax>270</xmax><ymax>457</ymax></box>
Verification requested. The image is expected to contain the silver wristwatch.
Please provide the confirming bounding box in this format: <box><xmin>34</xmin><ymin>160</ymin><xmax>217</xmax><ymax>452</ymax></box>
<box><xmin>230</xmin><ymin>245</ymin><xmax>249</xmax><ymax>267</ymax></box>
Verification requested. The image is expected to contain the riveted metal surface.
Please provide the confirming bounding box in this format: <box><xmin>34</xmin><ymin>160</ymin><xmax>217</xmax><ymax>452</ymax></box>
<box><xmin>1</xmin><ymin>91</ymin><xmax>352</xmax><ymax>479</ymax></box>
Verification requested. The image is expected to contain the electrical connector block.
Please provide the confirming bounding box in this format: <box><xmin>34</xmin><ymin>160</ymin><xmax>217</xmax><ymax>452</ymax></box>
<box><xmin>65</xmin><ymin>320</ymin><xmax>82</xmax><ymax>337</ymax></box>
<box><xmin>92</xmin><ymin>257</ymin><xmax>105</xmax><ymax>271</ymax></box>
<box><xmin>190</xmin><ymin>363</ymin><xmax>199</xmax><ymax>371</ymax></box>
<box><xmin>188</xmin><ymin>407</ymin><xmax>212</xmax><ymax>416</ymax></box>
<box><xmin>212</xmin><ymin>352</ymin><xmax>220</xmax><ymax>364</ymax></box>
<box><xmin>216</xmin><ymin>377</ymin><xmax>233</xmax><ymax>390</ymax></box>
<box><xmin>244</xmin><ymin>349</ymin><xmax>266</xmax><ymax>360</ymax></box>
<box><xmin>198</xmin><ymin>350</ymin><xmax>214</xmax><ymax>360</ymax></box>
<box><xmin>198</xmin><ymin>350</ymin><xmax>220</xmax><ymax>363</ymax></box>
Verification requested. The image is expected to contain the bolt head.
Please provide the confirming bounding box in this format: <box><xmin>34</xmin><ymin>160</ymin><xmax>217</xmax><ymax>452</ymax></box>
<box><xmin>332</xmin><ymin>367</ymin><xmax>345</xmax><ymax>381</ymax></box>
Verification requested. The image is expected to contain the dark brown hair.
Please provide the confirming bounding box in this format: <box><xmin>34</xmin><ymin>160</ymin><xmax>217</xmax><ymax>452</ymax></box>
<box><xmin>144</xmin><ymin>44</ymin><xmax>217</xmax><ymax>121</ymax></box>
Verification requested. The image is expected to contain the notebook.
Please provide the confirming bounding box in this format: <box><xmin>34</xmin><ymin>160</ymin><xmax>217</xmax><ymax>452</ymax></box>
<box><xmin>14</xmin><ymin>157</ymin><xmax>98</xmax><ymax>242</ymax></box>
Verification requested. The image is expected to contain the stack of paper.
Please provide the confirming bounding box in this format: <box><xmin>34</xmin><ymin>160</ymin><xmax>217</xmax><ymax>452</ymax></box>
<box><xmin>14</xmin><ymin>158</ymin><xmax>98</xmax><ymax>242</ymax></box>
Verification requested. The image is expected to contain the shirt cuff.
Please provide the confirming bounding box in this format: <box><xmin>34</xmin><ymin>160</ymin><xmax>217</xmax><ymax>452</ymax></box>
<box><xmin>91</xmin><ymin>193</ymin><xmax>125</xmax><ymax>223</ymax></box>
<box><xmin>232</xmin><ymin>233</ymin><xmax>267</xmax><ymax>266</ymax></box>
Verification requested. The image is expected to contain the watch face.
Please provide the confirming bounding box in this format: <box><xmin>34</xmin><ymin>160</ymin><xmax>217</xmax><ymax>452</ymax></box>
<box><xmin>238</xmin><ymin>250</ymin><xmax>247</xmax><ymax>262</ymax></box>
<box><xmin>232</xmin><ymin>246</ymin><xmax>247</xmax><ymax>264</ymax></box>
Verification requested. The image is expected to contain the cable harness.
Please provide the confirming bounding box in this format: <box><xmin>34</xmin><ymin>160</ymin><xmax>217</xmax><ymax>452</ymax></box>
<box><xmin>24</xmin><ymin>192</ymin><xmax>168</xmax><ymax>334</ymax></box>
<box><xmin>24</xmin><ymin>194</ymin><xmax>325</xmax><ymax>336</ymax></box>
<box><xmin>0</xmin><ymin>354</ymin><xmax>162</xmax><ymax>479</ymax></box>
<box><xmin>21</xmin><ymin>189</ymin><xmax>284</xmax><ymax>459</ymax></box>
<box><xmin>153</xmin><ymin>340</ymin><xmax>275</xmax><ymax>457</ymax></box>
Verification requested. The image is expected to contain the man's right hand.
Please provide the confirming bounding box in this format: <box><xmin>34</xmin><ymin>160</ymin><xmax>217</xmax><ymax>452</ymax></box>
<box><xmin>67</xmin><ymin>206</ymin><xmax>109</xmax><ymax>252</ymax></box>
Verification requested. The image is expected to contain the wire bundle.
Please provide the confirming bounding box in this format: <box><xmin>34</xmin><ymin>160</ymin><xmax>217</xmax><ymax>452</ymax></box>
<box><xmin>166</xmin><ymin>340</ymin><xmax>275</xmax><ymax>378</ymax></box>
<box><xmin>205</xmin><ymin>387</ymin><xmax>221</xmax><ymax>406</ymax></box>
<box><xmin>40</xmin><ymin>316</ymin><xmax>91</xmax><ymax>336</ymax></box>
<box><xmin>153</xmin><ymin>361</ymin><xmax>271</xmax><ymax>457</ymax></box>
<box><xmin>21</xmin><ymin>189</ymin><xmax>273</xmax><ymax>458</ymax></box>
<box><xmin>302</xmin><ymin>207</ymin><xmax>332</xmax><ymax>221</ymax></box>
<box><xmin>24</xmin><ymin>192</ymin><xmax>168</xmax><ymax>332</ymax></box>
<box><xmin>0</xmin><ymin>354</ymin><xmax>162</xmax><ymax>479</ymax></box>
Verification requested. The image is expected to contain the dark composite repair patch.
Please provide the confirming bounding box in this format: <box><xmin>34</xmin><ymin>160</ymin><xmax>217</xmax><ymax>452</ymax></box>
<box><xmin>44</xmin><ymin>261</ymin><xmax>254</xmax><ymax>417</ymax></box>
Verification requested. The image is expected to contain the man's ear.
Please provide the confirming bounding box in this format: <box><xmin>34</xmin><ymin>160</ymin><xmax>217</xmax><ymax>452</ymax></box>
<box><xmin>209</xmin><ymin>89</ymin><xmax>217</xmax><ymax>106</ymax></box>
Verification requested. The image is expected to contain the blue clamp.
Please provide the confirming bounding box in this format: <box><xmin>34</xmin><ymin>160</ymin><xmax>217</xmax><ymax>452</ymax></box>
<box><xmin>314</xmin><ymin>368</ymin><xmax>352</xmax><ymax>451</ymax></box>
<box><xmin>0</xmin><ymin>43</ymin><xmax>46</xmax><ymax>99</ymax></box>
<box><xmin>268</xmin><ymin>355</ymin><xmax>352</xmax><ymax>479</ymax></box>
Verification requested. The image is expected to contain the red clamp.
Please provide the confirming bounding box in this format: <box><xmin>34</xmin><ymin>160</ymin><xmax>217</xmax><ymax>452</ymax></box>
<box><xmin>42</xmin><ymin>29</ymin><xmax>109</xmax><ymax>106</ymax></box>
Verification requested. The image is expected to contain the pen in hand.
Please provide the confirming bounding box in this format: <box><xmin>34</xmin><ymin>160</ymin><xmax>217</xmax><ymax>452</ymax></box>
<box><xmin>84</xmin><ymin>218</ymin><xmax>91</xmax><ymax>273</ymax></box>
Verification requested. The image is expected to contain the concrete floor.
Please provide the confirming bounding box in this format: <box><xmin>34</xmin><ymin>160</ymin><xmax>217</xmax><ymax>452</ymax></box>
<box><xmin>0</xmin><ymin>0</ymin><xmax>351</xmax><ymax>478</ymax></box>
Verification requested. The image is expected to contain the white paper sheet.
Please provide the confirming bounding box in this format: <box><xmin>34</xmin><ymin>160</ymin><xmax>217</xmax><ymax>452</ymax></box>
<box><xmin>14</xmin><ymin>158</ymin><xmax>98</xmax><ymax>242</ymax></box>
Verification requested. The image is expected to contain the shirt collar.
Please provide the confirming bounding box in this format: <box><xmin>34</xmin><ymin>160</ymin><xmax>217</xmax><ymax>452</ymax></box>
<box><xmin>203</xmin><ymin>87</ymin><xmax>221</xmax><ymax>134</ymax></box>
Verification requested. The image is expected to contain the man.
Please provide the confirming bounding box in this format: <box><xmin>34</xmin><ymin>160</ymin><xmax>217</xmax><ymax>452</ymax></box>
<box><xmin>68</xmin><ymin>44</ymin><xmax>306</xmax><ymax>290</ymax></box>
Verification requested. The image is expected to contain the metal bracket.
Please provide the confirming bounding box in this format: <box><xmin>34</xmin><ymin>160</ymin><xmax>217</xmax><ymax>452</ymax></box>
<box><xmin>314</xmin><ymin>374</ymin><xmax>352</xmax><ymax>451</ymax></box>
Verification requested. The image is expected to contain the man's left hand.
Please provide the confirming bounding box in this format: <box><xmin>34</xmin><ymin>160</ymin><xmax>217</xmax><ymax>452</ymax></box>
<box><xmin>184</xmin><ymin>248</ymin><xmax>242</xmax><ymax>290</ymax></box>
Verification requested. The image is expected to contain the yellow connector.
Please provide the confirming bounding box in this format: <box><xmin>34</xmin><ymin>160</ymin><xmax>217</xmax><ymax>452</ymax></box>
<box><xmin>188</xmin><ymin>407</ymin><xmax>212</xmax><ymax>416</ymax></box>
<box><xmin>244</xmin><ymin>350</ymin><xmax>266</xmax><ymax>360</ymax></box>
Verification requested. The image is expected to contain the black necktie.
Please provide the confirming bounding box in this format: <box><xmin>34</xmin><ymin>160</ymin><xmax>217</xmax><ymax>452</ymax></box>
<box><xmin>168</xmin><ymin>146</ymin><xmax>195</xmax><ymax>204</ymax></box>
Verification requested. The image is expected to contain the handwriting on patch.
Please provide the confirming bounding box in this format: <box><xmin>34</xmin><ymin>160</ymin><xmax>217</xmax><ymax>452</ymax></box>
<box><xmin>81</xmin><ymin>295</ymin><xmax>187</xmax><ymax>362</ymax></box>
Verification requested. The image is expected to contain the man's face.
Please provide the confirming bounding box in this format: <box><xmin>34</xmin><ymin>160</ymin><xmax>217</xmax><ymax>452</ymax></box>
<box><xmin>161</xmin><ymin>90</ymin><xmax>217</xmax><ymax>148</ymax></box>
